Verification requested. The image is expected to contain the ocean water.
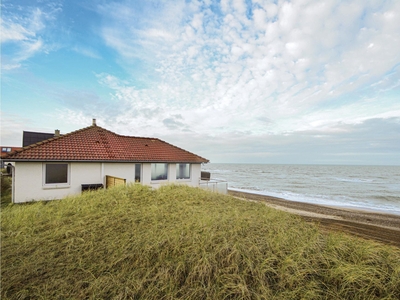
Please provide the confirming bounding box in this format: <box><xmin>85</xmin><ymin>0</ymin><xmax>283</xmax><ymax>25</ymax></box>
<box><xmin>201</xmin><ymin>164</ymin><xmax>400</xmax><ymax>215</ymax></box>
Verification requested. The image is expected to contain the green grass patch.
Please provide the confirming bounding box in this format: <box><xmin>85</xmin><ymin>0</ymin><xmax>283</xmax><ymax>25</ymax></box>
<box><xmin>2</xmin><ymin>184</ymin><xmax>400</xmax><ymax>299</ymax></box>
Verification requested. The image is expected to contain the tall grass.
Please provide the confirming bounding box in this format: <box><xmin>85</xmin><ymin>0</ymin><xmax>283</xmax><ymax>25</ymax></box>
<box><xmin>1</xmin><ymin>173</ymin><xmax>12</xmax><ymax>207</ymax></box>
<box><xmin>1</xmin><ymin>184</ymin><xmax>400</xmax><ymax>299</ymax></box>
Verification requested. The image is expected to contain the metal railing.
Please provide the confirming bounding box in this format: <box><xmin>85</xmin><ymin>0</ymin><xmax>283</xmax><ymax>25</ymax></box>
<box><xmin>199</xmin><ymin>179</ymin><xmax>228</xmax><ymax>194</ymax></box>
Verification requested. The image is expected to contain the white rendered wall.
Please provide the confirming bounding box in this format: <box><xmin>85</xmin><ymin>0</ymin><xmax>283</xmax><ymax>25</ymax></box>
<box><xmin>187</xmin><ymin>163</ymin><xmax>202</xmax><ymax>187</ymax></box>
<box><xmin>13</xmin><ymin>162</ymin><xmax>203</xmax><ymax>203</ymax></box>
<box><xmin>14</xmin><ymin>162</ymin><xmax>43</xmax><ymax>203</ymax></box>
<box><xmin>71</xmin><ymin>163</ymin><xmax>102</xmax><ymax>191</ymax></box>
<box><xmin>141</xmin><ymin>163</ymin><xmax>151</xmax><ymax>185</ymax></box>
<box><xmin>103</xmin><ymin>163</ymin><xmax>136</xmax><ymax>183</ymax></box>
<box><xmin>14</xmin><ymin>162</ymin><xmax>102</xmax><ymax>203</ymax></box>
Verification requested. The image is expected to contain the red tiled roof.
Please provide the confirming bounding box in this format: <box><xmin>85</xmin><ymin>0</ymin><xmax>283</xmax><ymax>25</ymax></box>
<box><xmin>3</xmin><ymin>125</ymin><xmax>209</xmax><ymax>163</ymax></box>
<box><xmin>1</xmin><ymin>146</ymin><xmax>23</xmax><ymax>158</ymax></box>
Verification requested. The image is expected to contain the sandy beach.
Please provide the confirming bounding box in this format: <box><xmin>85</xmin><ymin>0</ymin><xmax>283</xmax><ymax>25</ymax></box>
<box><xmin>228</xmin><ymin>190</ymin><xmax>400</xmax><ymax>247</ymax></box>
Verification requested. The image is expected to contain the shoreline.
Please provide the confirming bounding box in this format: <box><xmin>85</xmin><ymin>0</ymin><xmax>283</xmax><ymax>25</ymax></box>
<box><xmin>228</xmin><ymin>190</ymin><xmax>400</xmax><ymax>247</ymax></box>
<box><xmin>228</xmin><ymin>188</ymin><xmax>400</xmax><ymax>216</ymax></box>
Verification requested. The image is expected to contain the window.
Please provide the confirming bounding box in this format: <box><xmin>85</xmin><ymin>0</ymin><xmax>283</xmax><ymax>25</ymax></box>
<box><xmin>151</xmin><ymin>163</ymin><xmax>168</xmax><ymax>180</ymax></box>
<box><xmin>135</xmin><ymin>164</ymin><xmax>141</xmax><ymax>182</ymax></box>
<box><xmin>44</xmin><ymin>163</ymin><xmax>69</xmax><ymax>185</ymax></box>
<box><xmin>176</xmin><ymin>163</ymin><xmax>190</xmax><ymax>179</ymax></box>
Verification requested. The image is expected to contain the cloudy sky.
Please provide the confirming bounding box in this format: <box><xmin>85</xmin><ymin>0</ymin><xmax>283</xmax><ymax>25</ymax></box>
<box><xmin>1</xmin><ymin>0</ymin><xmax>399</xmax><ymax>165</ymax></box>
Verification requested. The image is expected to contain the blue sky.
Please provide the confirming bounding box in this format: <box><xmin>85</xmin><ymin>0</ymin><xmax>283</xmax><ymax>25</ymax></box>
<box><xmin>1</xmin><ymin>0</ymin><xmax>400</xmax><ymax>165</ymax></box>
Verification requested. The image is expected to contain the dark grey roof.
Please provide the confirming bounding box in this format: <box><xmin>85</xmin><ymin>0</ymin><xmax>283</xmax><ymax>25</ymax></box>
<box><xmin>23</xmin><ymin>131</ymin><xmax>55</xmax><ymax>147</ymax></box>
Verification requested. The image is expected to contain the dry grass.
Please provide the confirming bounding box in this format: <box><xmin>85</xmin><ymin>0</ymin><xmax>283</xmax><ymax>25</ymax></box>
<box><xmin>1</xmin><ymin>174</ymin><xmax>12</xmax><ymax>207</ymax></box>
<box><xmin>1</xmin><ymin>184</ymin><xmax>400</xmax><ymax>299</ymax></box>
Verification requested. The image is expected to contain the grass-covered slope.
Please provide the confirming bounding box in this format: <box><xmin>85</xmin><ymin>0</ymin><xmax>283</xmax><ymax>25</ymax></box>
<box><xmin>1</xmin><ymin>184</ymin><xmax>400</xmax><ymax>299</ymax></box>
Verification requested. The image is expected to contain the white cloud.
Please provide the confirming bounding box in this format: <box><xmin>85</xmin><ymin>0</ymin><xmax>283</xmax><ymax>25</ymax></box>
<box><xmin>95</xmin><ymin>0</ymin><xmax>398</xmax><ymax>138</ymax></box>
<box><xmin>0</xmin><ymin>7</ymin><xmax>47</xmax><ymax>43</ymax></box>
<box><xmin>98</xmin><ymin>1</ymin><xmax>185</xmax><ymax>64</ymax></box>
<box><xmin>1</xmin><ymin>21</ymin><xmax>32</xmax><ymax>43</ymax></box>
<box><xmin>1</xmin><ymin>4</ymin><xmax>61</xmax><ymax>70</ymax></box>
<box><xmin>3</xmin><ymin>0</ymin><xmax>399</xmax><ymax>165</ymax></box>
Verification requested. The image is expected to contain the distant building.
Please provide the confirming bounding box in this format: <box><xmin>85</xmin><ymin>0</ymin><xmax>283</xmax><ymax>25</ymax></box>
<box><xmin>1</xmin><ymin>147</ymin><xmax>23</xmax><ymax>168</ymax></box>
<box><xmin>23</xmin><ymin>131</ymin><xmax>58</xmax><ymax>147</ymax></box>
<box><xmin>1</xmin><ymin>130</ymin><xmax>58</xmax><ymax>169</ymax></box>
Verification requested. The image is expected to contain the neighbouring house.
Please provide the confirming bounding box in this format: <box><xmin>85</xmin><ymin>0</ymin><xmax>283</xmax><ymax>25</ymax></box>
<box><xmin>3</xmin><ymin>119</ymin><xmax>209</xmax><ymax>203</ymax></box>
<box><xmin>23</xmin><ymin>130</ymin><xmax>57</xmax><ymax>147</ymax></box>
<box><xmin>1</xmin><ymin>146</ymin><xmax>23</xmax><ymax>169</ymax></box>
<box><xmin>1</xmin><ymin>130</ymin><xmax>56</xmax><ymax>169</ymax></box>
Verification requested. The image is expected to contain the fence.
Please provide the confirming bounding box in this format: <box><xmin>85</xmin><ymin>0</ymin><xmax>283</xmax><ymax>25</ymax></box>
<box><xmin>199</xmin><ymin>179</ymin><xmax>228</xmax><ymax>194</ymax></box>
<box><xmin>106</xmin><ymin>175</ymin><xmax>126</xmax><ymax>188</ymax></box>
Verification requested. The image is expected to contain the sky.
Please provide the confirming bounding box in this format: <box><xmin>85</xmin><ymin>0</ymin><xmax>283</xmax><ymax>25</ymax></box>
<box><xmin>1</xmin><ymin>0</ymin><xmax>400</xmax><ymax>165</ymax></box>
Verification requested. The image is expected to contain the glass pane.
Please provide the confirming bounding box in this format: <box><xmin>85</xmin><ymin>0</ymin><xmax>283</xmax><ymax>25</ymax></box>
<box><xmin>151</xmin><ymin>163</ymin><xmax>168</xmax><ymax>180</ymax></box>
<box><xmin>176</xmin><ymin>163</ymin><xmax>190</xmax><ymax>179</ymax></box>
<box><xmin>46</xmin><ymin>164</ymin><xmax>68</xmax><ymax>184</ymax></box>
<box><xmin>135</xmin><ymin>164</ymin><xmax>141</xmax><ymax>182</ymax></box>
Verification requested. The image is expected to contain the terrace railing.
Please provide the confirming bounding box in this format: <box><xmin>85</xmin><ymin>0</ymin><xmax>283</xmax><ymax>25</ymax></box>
<box><xmin>199</xmin><ymin>179</ymin><xmax>228</xmax><ymax>194</ymax></box>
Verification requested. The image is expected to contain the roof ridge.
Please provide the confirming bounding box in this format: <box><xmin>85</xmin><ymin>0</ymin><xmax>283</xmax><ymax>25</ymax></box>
<box><xmin>109</xmin><ymin>131</ymin><xmax>157</xmax><ymax>140</ymax></box>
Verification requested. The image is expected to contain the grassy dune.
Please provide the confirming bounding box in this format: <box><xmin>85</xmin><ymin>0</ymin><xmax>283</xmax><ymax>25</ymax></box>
<box><xmin>1</xmin><ymin>184</ymin><xmax>400</xmax><ymax>299</ymax></box>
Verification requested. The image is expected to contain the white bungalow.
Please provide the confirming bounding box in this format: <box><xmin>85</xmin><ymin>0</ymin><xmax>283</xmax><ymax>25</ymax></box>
<box><xmin>4</xmin><ymin>120</ymin><xmax>209</xmax><ymax>203</ymax></box>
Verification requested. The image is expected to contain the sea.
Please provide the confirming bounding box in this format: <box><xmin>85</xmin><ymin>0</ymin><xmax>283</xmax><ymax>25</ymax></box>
<box><xmin>201</xmin><ymin>164</ymin><xmax>400</xmax><ymax>216</ymax></box>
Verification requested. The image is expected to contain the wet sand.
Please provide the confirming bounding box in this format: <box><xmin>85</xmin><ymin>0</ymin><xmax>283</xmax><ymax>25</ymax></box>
<box><xmin>228</xmin><ymin>190</ymin><xmax>400</xmax><ymax>248</ymax></box>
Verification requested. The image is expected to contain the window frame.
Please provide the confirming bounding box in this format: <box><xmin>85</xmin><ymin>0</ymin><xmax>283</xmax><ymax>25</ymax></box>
<box><xmin>42</xmin><ymin>163</ymin><xmax>70</xmax><ymax>188</ymax></box>
<box><xmin>151</xmin><ymin>163</ymin><xmax>169</xmax><ymax>181</ymax></box>
<box><xmin>176</xmin><ymin>163</ymin><xmax>191</xmax><ymax>180</ymax></box>
<box><xmin>134</xmin><ymin>163</ymin><xmax>142</xmax><ymax>183</ymax></box>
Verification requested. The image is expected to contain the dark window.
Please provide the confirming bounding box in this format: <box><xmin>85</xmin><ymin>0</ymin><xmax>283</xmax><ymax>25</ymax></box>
<box><xmin>135</xmin><ymin>164</ymin><xmax>141</xmax><ymax>182</ymax></box>
<box><xmin>45</xmin><ymin>164</ymin><xmax>68</xmax><ymax>184</ymax></box>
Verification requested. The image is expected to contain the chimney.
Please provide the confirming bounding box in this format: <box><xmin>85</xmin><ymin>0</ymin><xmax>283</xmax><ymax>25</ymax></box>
<box><xmin>92</xmin><ymin>118</ymin><xmax>97</xmax><ymax>126</ymax></box>
<box><xmin>54</xmin><ymin>129</ymin><xmax>60</xmax><ymax>137</ymax></box>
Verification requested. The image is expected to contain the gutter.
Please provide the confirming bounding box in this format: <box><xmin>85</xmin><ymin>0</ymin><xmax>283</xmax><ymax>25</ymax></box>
<box><xmin>3</xmin><ymin>159</ymin><xmax>209</xmax><ymax>163</ymax></box>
